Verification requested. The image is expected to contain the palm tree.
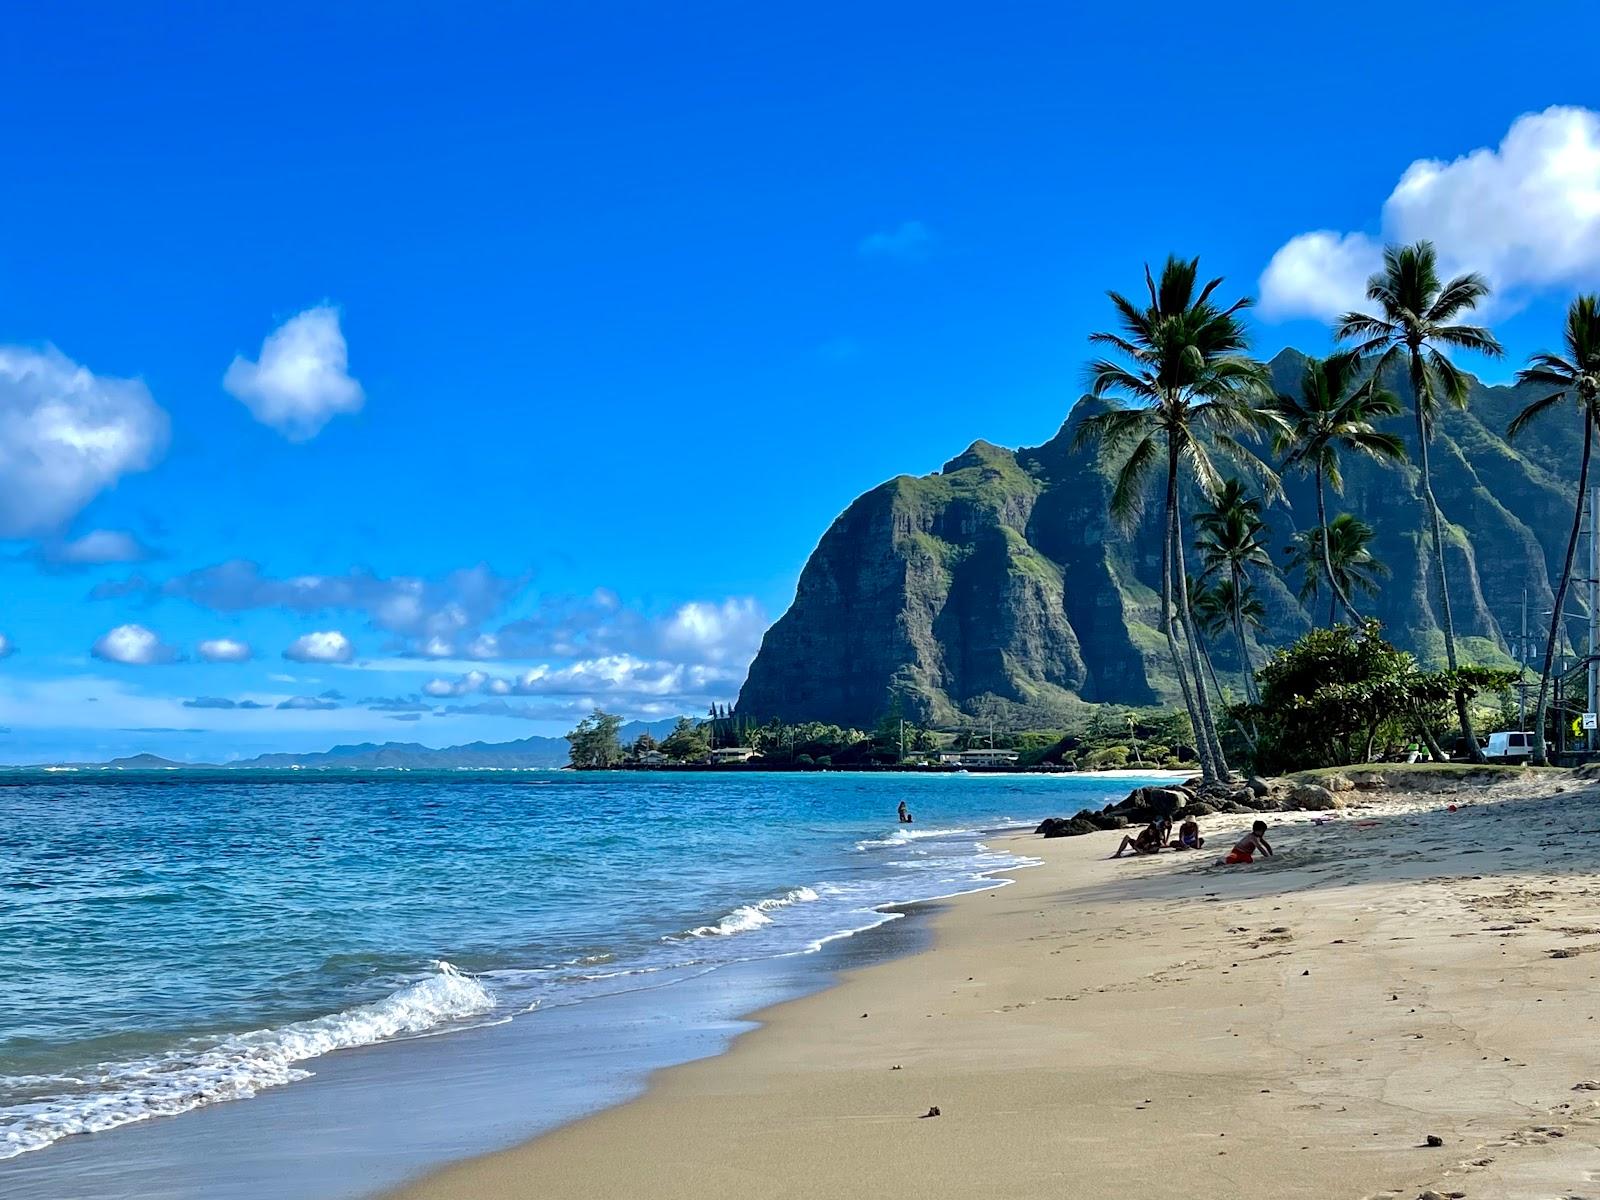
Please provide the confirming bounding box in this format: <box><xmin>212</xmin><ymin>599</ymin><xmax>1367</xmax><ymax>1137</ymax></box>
<box><xmin>1189</xmin><ymin>577</ymin><xmax>1261</xmax><ymax>751</ymax></box>
<box><xmin>1336</xmin><ymin>240</ymin><xmax>1503</xmax><ymax>763</ymax></box>
<box><xmin>1193</xmin><ymin>479</ymin><xmax>1272</xmax><ymax>703</ymax></box>
<box><xmin>1507</xmin><ymin>295</ymin><xmax>1600</xmax><ymax>765</ymax></box>
<box><xmin>1285</xmin><ymin>514</ymin><xmax>1389</xmax><ymax>627</ymax></box>
<box><xmin>1273</xmin><ymin>351</ymin><xmax>1406</xmax><ymax>624</ymax></box>
<box><xmin>1076</xmin><ymin>256</ymin><xmax>1280</xmax><ymax>784</ymax></box>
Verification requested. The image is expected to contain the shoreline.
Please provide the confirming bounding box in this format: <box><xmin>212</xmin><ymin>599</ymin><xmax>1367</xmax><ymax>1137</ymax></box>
<box><xmin>388</xmin><ymin>767</ymin><xmax>1600</xmax><ymax>1200</ymax></box>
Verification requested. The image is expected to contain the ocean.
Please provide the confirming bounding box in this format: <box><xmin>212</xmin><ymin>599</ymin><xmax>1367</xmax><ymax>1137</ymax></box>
<box><xmin>0</xmin><ymin>768</ymin><xmax>1161</xmax><ymax>1198</ymax></box>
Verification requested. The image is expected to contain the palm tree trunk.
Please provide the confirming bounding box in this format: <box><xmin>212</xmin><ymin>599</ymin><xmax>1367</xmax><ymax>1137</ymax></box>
<box><xmin>1315</xmin><ymin>462</ymin><xmax>1363</xmax><ymax>626</ymax></box>
<box><xmin>1411</xmin><ymin>349</ymin><xmax>1486</xmax><ymax>763</ymax></box>
<box><xmin>1171</xmin><ymin>477</ymin><xmax>1231</xmax><ymax>780</ymax></box>
<box><xmin>1161</xmin><ymin>451</ymin><xmax>1216</xmax><ymax>783</ymax></box>
<box><xmin>1197</xmin><ymin>623</ymin><xmax>1257</xmax><ymax>754</ymax></box>
<box><xmin>1531</xmin><ymin>409</ymin><xmax>1593</xmax><ymax>766</ymax></box>
<box><xmin>1228</xmin><ymin>565</ymin><xmax>1259</xmax><ymax>705</ymax></box>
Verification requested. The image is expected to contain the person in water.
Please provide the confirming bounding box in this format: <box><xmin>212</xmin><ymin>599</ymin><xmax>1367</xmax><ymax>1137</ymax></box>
<box><xmin>897</xmin><ymin>801</ymin><xmax>914</xmax><ymax>824</ymax></box>
<box><xmin>1112</xmin><ymin>817</ymin><xmax>1169</xmax><ymax>858</ymax></box>
<box><xmin>1174</xmin><ymin>817</ymin><xmax>1203</xmax><ymax>850</ymax></box>
<box><xmin>1222</xmin><ymin>821</ymin><xmax>1272</xmax><ymax>865</ymax></box>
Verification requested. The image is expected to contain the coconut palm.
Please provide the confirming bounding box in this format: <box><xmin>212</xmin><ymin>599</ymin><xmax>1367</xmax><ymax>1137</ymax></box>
<box><xmin>1507</xmin><ymin>295</ymin><xmax>1600</xmax><ymax>765</ymax></box>
<box><xmin>1273</xmin><ymin>351</ymin><xmax>1406</xmax><ymax>624</ymax></box>
<box><xmin>1076</xmin><ymin>256</ymin><xmax>1280</xmax><ymax>784</ymax></box>
<box><xmin>1335</xmin><ymin>240</ymin><xmax>1503</xmax><ymax>763</ymax></box>
<box><xmin>1193</xmin><ymin>479</ymin><xmax>1272</xmax><ymax>703</ymax></box>
<box><xmin>1189</xmin><ymin>577</ymin><xmax>1262</xmax><ymax>751</ymax></box>
<box><xmin>1285</xmin><ymin>514</ymin><xmax>1389</xmax><ymax>627</ymax></box>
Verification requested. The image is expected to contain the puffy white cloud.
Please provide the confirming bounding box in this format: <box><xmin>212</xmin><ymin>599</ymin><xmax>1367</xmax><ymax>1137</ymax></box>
<box><xmin>0</xmin><ymin>346</ymin><xmax>168</xmax><ymax>537</ymax></box>
<box><xmin>284</xmin><ymin>630</ymin><xmax>354</xmax><ymax>663</ymax></box>
<box><xmin>1258</xmin><ymin>231</ymin><xmax>1383</xmax><ymax>322</ymax></box>
<box><xmin>37</xmin><ymin>529</ymin><xmax>156</xmax><ymax>567</ymax></box>
<box><xmin>197</xmin><ymin>637</ymin><xmax>253</xmax><ymax>663</ymax></box>
<box><xmin>91</xmin><ymin>623</ymin><xmax>179</xmax><ymax>666</ymax></box>
<box><xmin>1261</xmin><ymin>106</ymin><xmax>1600</xmax><ymax>321</ymax></box>
<box><xmin>658</xmin><ymin>597</ymin><xmax>767</xmax><ymax>665</ymax></box>
<box><xmin>183</xmin><ymin>696</ymin><xmax>268</xmax><ymax>710</ymax></box>
<box><xmin>0</xmin><ymin>634</ymin><xmax>13</xmax><ymax>658</ymax></box>
<box><xmin>491</xmin><ymin>592</ymin><xmax>767</xmax><ymax>667</ymax></box>
<box><xmin>224</xmin><ymin>306</ymin><xmax>363</xmax><ymax>441</ymax></box>
<box><xmin>103</xmin><ymin>560</ymin><xmax>524</xmax><ymax>657</ymax></box>
<box><xmin>858</xmin><ymin>220</ymin><xmax>935</xmax><ymax>261</ymax></box>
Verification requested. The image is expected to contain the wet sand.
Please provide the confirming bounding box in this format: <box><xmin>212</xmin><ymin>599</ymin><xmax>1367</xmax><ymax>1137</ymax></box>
<box><xmin>389</xmin><ymin>767</ymin><xmax>1600</xmax><ymax>1200</ymax></box>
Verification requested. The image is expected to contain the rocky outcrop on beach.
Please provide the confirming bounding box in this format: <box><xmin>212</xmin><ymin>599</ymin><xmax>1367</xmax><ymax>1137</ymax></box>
<box><xmin>737</xmin><ymin>350</ymin><xmax>1583</xmax><ymax>727</ymax></box>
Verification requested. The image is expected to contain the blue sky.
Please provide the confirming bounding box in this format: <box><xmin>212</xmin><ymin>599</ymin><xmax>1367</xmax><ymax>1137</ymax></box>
<box><xmin>2</xmin><ymin>2</ymin><xmax>1598</xmax><ymax>761</ymax></box>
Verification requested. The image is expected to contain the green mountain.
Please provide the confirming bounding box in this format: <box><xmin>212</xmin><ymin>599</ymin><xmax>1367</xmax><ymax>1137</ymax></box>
<box><xmin>736</xmin><ymin>350</ymin><xmax>1586</xmax><ymax>728</ymax></box>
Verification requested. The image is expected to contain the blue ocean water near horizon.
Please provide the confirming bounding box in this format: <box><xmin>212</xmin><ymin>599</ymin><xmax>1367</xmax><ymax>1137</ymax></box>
<box><xmin>0</xmin><ymin>769</ymin><xmax>1162</xmax><ymax>1170</ymax></box>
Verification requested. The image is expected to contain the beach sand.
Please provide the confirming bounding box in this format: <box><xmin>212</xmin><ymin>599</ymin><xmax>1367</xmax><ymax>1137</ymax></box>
<box><xmin>390</xmin><ymin>768</ymin><xmax>1600</xmax><ymax>1200</ymax></box>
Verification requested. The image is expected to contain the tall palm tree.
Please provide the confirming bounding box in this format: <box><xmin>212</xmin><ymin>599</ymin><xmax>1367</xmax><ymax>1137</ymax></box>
<box><xmin>1273</xmin><ymin>351</ymin><xmax>1406</xmax><ymax>624</ymax></box>
<box><xmin>1193</xmin><ymin>479</ymin><xmax>1272</xmax><ymax>704</ymax></box>
<box><xmin>1076</xmin><ymin>256</ymin><xmax>1280</xmax><ymax>784</ymax></box>
<box><xmin>1189</xmin><ymin>577</ymin><xmax>1261</xmax><ymax>751</ymax></box>
<box><xmin>1336</xmin><ymin>240</ymin><xmax>1503</xmax><ymax>763</ymax></box>
<box><xmin>1507</xmin><ymin>295</ymin><xmax>1600</xmax><ymax>765</ymax></box>
<box><xmin>1285</xmin><ymin>514</ymin><xmax>1389</xmax><ymax>626</ymax></box>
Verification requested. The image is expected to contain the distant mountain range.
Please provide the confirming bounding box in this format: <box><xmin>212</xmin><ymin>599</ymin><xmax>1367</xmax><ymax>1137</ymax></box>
<box><xmin>51</xmin><ymin>719</ymin><xmax>681</xmax><ymax>771</ymax></box>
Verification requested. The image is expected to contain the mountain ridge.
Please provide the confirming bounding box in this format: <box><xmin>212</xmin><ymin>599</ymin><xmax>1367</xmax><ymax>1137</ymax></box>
<box><xmin>736</xmin><ymin>349</ymin><xmax>1583</xmax><ymax>728</ymax></box>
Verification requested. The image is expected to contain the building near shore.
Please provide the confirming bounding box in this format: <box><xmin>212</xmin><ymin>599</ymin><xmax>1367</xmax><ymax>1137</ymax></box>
<box><xmin>710</xmin><ymin>747</ymin><xmax>759</xmax><ymax>764</ymax></box>
<box><xmin>938</xmin><ymin>748</ymin><xmax>1021</xmax><ymax>767</ymax></box>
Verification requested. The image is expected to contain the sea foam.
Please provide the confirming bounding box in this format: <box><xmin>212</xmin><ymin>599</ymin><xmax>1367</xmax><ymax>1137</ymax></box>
<box><xmin>0</xmin><ymin>962</ymin><xmax>493</xmax><ymax>1159</ymax></box>
<box><xmin>676</xmin><ymin>887</ymin><xmax>821</xmax><ymax>938</ymax></box>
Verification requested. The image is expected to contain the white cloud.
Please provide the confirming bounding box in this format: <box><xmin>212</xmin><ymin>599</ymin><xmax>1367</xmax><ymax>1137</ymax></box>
<box><xmin>224</xmin><ymin>306</ymin><xmax>363</xmax><ymax>441</ymax></box>
<box><xmin>284</xmin><ymin>630</ymin><xmax>354</xmax><ymax>663</ymax></box>
<box><xmin>1261</xmin><ymin>106</ymin><xmax>1600</xmax><ymax>320</ymax></box>
<box><xmin>658</xmin><ymin>598</ymin><xmax>767</xmax><ymax>665</ymax></box>
<box><xmin>0</xmin><ymin>634</ymin><xmax>13</xmax><ymax>658</ymax></box>
<box><xmin>1258</xmin><ymin>231</ymin><xmax>1383</xmax><ymax>322</ymax></box>
<box><xmin>858</xmin><ymin>220</ymin><xmax>935</xmax><ymax>261</ymax></box>
<box><xmin>101</xmin><ymin>560</ymin><xmax>524</xmax><ymax>657</ymax></box>
<box><xmin>197</xmin><ymin>637</ymin><xmax>253</xmax><ymax>663</ymax></box>
<box><xmin>0</xmin><ymin>346</ymin><xmax>168</xmax><ymax>537</ymax></box>
<box><xmin>91</xmin><ymin>623</ymin><xmax>179</xmax><ymax>666</ymax></box>
<box><xmin>38</xmin><ymin>529</ymin><xmax>156</xmax><ymax>567</ymax></box>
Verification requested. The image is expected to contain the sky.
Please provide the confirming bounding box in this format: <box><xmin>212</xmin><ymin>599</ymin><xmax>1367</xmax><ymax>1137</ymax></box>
<box><xmin>2</xmin><ymin>2</ymin><xmax>1599</xmax><ymax>762</ymax></box>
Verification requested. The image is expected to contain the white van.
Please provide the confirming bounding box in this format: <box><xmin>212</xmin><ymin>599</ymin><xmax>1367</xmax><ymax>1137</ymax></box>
<box><xmin>1484</xmin><ymin>730</ymin><xmax>1540</xmax><ymax>763</ymax></box>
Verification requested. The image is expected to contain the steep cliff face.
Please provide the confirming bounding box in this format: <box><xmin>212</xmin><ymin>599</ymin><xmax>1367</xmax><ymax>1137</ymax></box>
<box><xmin>736</xmin><ymin>350</ymin><xmax>1589</xmax><ymax>728</ymax></box>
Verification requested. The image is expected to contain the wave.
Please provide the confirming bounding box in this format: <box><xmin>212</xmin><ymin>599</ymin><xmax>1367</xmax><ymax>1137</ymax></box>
<box><xmin>0</xmin><ymin>962</ymin><xmax>493</xmax><ymax>1160</ymax></box>
<box><xmin>674</xmin><ymin>887</ymin><xmax>821</xmax><ymax>939</ymax></box>
<box><xmin>853</xmin><ymin>826</ymin><xmax>975</xmax><ymax>850</ymax></box>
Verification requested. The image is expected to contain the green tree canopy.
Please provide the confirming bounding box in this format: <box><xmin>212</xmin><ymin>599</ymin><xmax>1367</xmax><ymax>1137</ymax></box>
<box><xmin>567</xmin><ymin>708</ymin><xmax>624</xmax><ymax>769</ymax></box>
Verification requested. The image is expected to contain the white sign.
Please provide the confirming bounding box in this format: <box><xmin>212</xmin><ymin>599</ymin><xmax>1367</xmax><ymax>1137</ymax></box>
<box><xmin>1583</xmin><ymin>712</ymin><xmax>1597</xmax><ymax>731</ymax></box>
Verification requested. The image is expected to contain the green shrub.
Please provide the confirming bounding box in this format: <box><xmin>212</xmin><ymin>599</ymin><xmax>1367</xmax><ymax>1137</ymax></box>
<box><xmin>1084</xmin><ymin>745</ymin><xmax>1131</xmax><ymax>769</ymax></box>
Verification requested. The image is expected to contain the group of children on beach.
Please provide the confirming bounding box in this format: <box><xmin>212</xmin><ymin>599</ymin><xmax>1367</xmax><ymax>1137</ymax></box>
<box><xmin>1111</xmin><ymin>815</ymin><xmax>1272</xmax><ymax>866</ymax></box>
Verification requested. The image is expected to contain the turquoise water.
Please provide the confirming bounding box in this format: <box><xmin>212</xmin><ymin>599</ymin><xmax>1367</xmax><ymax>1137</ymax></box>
<box><xmin>0</xmin><ymin>769</ymin><xmax>1153</xmax><ymax>1164</ymax></box>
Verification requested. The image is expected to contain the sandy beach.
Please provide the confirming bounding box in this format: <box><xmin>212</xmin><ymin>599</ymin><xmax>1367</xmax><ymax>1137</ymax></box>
<box><xmin>389</xmin><ymin>767</ymin><xmax>1600</xmax><ymax>1200</ymax></box>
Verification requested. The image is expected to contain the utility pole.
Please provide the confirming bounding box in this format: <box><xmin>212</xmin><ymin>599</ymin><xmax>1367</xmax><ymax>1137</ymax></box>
<box><xmin>1128</xmin><ymin>714</ymin><xmax>1142</xmax><ymax>766</ymax></box>
<box><xmin>899</xmin><ymin>718</ymin><xmax>905</xmax><ymax>764</ymax></box>
<box><xmin>1591</xmin><ymin>486</ymin><xmax>1599</xmax><ymax>753</ymax></box>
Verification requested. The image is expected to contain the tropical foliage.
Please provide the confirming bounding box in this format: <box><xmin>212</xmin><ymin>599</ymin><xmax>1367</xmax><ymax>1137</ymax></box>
<box><xmin>1283</xmin><ymin>514</ymin><xmax>1389</xmax><ymax>626</ymax></box>
<box><xmin>1272</xmin><ymin>351</ymin><xmax>1405</xmax><ymax>623</ymax></box>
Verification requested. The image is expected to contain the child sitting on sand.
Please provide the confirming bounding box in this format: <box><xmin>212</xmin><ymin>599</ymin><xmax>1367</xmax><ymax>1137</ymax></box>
<box><xmin>1174</xmin><ymin>817</ymin><xmax>1203</xmax><ymax>850</ymax></box>
<box><xmin>1112</xmin><ymin>817</ymin><xmax>1170</xmax><ymax>859</ymax></box>
<box><xmin>1221</xmin><ymin>821</ymin><xmax>1272</xmax><ymax>865</ymax></box>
